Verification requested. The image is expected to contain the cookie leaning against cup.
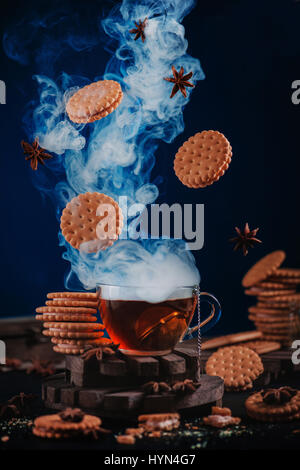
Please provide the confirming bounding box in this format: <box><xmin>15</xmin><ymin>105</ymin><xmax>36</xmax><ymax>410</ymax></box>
<box><xmin>66</xmin><ymin>80</ymin><xmax>123</xmax><ymax>124</ymax></box>
<box><xmin>174</xmin><ymin>130</ymin><xmax>232</xmax><ymax>189</ymax></box>
<box><xmin>60</xmin><ymin>192</ymin><xmax>123</xmax><ymax>253</ymax></box>
<box><xmin>205</xmin><ymin>345</ymin><xmax>264</xmax><ymax>391</ymax></box>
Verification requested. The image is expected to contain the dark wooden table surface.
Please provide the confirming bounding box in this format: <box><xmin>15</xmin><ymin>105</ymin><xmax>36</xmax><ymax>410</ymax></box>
<box><xmin>1</xmin><ymin>317</ymin><xmax>300</xmax><ymax>451</ymax></box>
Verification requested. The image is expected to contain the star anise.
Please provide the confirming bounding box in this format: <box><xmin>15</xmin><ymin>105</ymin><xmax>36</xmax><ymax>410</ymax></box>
<box><xmin>172</xmin><ymin>379</ymin><xmax>200</xmax><ymax>395</ymax></box>
<box><xmin>81</xmin><ymin>344</ymin><xmax>118</xmax><ymax>362</ymax></box>
<box><xmin>164</xmin><ymin>66</ymin><xmax>195</xmax><ymax>98</ymax></box>
<box><xmin>141</xmin><ymin>381</ymin><xmax>172</xmax><ymax>395</ymax></box>
<box><xmin>0</xmin><ymin>404</ymin><xmax>20</xmax><ymax>420</ymax></box>
<box><xmin>21</xmin><ymin>137</ymin><xmax>53</xmax><ymax>171</ymax></box>
<box><xmin>0</xmin><ymin>392</ymin><xmax>36</xmax><ymax>420</ymax></box>
<box><xmin>261</xmin><ymin>386</ymin><xmax>298</xmax><ymax>405</ymax></box>
<box><xmin>8</xmin><ymin>392</ymin><xmax>36</xmax><ymax>409</ymax></box>
<box><xmin>59</xmin><ymin>408</ymin><xmax>84</xmax><ymax>423</ymax></box>
<box><xmin>230</xmin><ymin>222</ymin><xmax>262</xmax><ymax>256</ymax></box>
<box><xmin>129</xmin><ymin>17</ymin><xmax>147</xmax><ymax>43</ymax></box>
<box><xmin>26</xmin><ymin>359</ymin><xmax>55</xmax><ymax>376</ymax></box>
<box><xmin>83</xmin><ymin>425</ymin><xmax>112</xmax><ymax>440</ymax></box>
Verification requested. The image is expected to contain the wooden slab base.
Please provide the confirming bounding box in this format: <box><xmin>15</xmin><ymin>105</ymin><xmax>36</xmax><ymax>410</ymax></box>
<box><xmin>43</xmin><ymin>340</ymin><xmax>223</xmax><ymax>418</ymax></box>
<box><xmin>43</xmin><ymin>373</ymin><xmax>224</xmax><ymax>419</ymax></box>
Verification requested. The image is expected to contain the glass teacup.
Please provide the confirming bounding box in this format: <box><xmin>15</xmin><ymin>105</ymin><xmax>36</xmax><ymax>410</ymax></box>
<box><xmin>97</xmin><ymin>284</ymin><xmax>221</xmax><ymax>356</ymax></box>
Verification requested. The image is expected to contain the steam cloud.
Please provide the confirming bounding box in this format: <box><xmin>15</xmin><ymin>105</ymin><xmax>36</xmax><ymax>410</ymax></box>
<box><xmin>4</xmin><ymin>0</ymin><xmax>204</xmax><ymax>302</ymax></box>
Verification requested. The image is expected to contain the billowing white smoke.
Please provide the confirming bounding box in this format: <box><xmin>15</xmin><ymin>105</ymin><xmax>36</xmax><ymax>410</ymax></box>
<box><xmin>5</xmin><ymin>0</ymin><xmax>204</xmax><ymax>301</ymax></box>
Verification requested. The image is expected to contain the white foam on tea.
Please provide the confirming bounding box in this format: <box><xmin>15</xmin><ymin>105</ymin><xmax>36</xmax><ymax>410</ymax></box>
<box><xmin>99</xmin><ymin>285</ymin><xmax>194</xmax><ymax>302</ymax></box>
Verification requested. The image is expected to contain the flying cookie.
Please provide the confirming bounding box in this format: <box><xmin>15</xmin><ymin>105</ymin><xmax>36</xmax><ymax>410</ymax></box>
<box><xmin>174</xmin><ymin>130</ymin><xmax>232</xmax><ymax>189</ymax></box>
<box><xmin>60</xmin><ymin>192</ymin><xmax>123</xmax><ymax>253</ymax></box>
<box><xmin>66</xmin><ymin>80</ymin><xmax>123</xmax><ymax>124</ymax></box>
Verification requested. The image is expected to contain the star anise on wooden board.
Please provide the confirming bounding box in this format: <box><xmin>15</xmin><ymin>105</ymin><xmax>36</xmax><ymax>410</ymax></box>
<box><xmin>164</xmin><ymin>66</ymin><xmax>195</xmax><ymax>98</ymax></box>
<box><xmin>129</xmin><ymin>17</ymin><xmax>148</xmax><ymax>42</ymax></box>
<box><xmin>26</xmin><ymin>359</ymin><xmax>55</xmax><ymax>376</ymax></box>
<box><xmin>59</xmin><ymin>408</ymin><xmax>84</xmax><ymax>423</ymax></box>
<box><xmin>81</xmin><ymin>344</ymin><xmax>118</xmax><ymax>362</ymax></box>
<box><xmin>230</xmin><ymin>222</ymin><xmax>262</xmax><ymax>256</ymax></box>
<box><xmin>261</xmin><ymin>386</ymin><xmax>297</xmax><ymax>405</ymax></box>
<box><xmin>21</xmin><ymin>137</ymin><xmax>53</xmax><ymax>171</ymax></box>
<box><xmin>141</xmin><ymin>381</ymin><xmax>172</xmax><ymax>394</ymax></box>
<box><xmin>172</xmin><ymin>379</ymin><xmax>200</xmax><ymax>394</ymax></box>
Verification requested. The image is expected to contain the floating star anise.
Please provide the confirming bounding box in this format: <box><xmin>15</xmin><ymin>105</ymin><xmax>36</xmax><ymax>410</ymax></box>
<box><xmin>81</xmin><ymin>344</ymin><xmax>118</xmax><ymax>362</ymax></box>
<box><xmin>141</xmin><ymin>381</ymin><xmax>171</xmax><ymax>395</ymax></box>
<box><xmin>164</xmin><ymin>66</ymin><xmax>195</xmax><ymax>98</ymax></box>
<box><xmin>230</xmin><ymin>222</ymin><xmax>262</xmax><ymax>256</ymax></box>
<box><xmin>21</xmin><ymin>137</ymin><xmax>53</xmax><ymax>171</ymax></box>
<box><xmin>129</xmin><ymin>17</ymin><xmax>147</xmax><ymax>43</ymax></box>
<box><xmin>172</xmin><ymin>379</ymin><xmax>200</xmax><ymax>395</ymax></box>
<box><xmin>261</xmin><ymin>386</ymin><xmax>297</xmax><ymax>405</ymax></box>
<box><xmin>26</xmin><ymin>359</ymin><xmax>55</xmax><ymax>376</ymax></box>
<box><xmin>59</xmin><ymin>408</ymin><xmax>84</xmax><ymax>423</ymax></box>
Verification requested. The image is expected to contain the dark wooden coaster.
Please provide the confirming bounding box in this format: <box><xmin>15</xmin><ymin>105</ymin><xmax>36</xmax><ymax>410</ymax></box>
<box><xmin>43</xmin><ymin>373</ymin><xmax>224</xmax><ymax>419</ymax></box>
<box><xmin>43</xmin><ymin>340</ymin><xmax>224</xmax><ymax>418</ymax></box>
<box><xmin>65</xmin><ymin>340</ymin><xmax>199</xmax><ymax>388</ymax></box>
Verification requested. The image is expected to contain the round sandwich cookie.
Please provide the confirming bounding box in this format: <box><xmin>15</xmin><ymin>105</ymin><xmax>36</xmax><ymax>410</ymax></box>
<box><xmin>36</xmin><ymin>306</ymin><xmax>97</xmax><ymax>314</ymax></box>
<box><xmin>271</xmin><ymin>268</ymin><xmax>300</xmax><ymax>279</ymax></box>
<box><xmin>47</xmin><ymin>292</ymin><xmax>97</xmax><ymax>300</ymax></box>
<box><xmin>174</xmin><ymin>130</ymin><xmax>232</xmax><ymax>189</ymax></box>
<box><xmin>53</xmin><ymin>337</ymin><xmax>113</xmax><ymax>355</ymax></box>
<box><xmin>42</xmin><ymin>327</ymin><xmax>104</xmax><ymax>339</ymax></box>
<box><xmin>260</xmin><ymin>333</ymin><xmax>292</xmax><ymax>343</ymax></box>
<box><xmin>252</xmin><ymin>281</ymin><xmax>297</xmax><ymax>290</ymax></box>
<box><xmin>205</xmin><ymin>345</ymin><xmax>264</xmax><ymax>392</ymax></box>
<box><xmin>46</xmin><ymin>299</ymin><xmax>98</xmax><ymax>308</ymax></box>
<box><xmin>245</xmin><ymin>387</ymin><xmax>300</xmax><ymax>422</ymax></box>
<box><xmin>36</xmin><ymin>314</ymin><xmax>98</xmax><ymax>322</ymax></box>
<box><xmin>51</xmin><ymin>336</ymin><xmax>107</xmax><ymax>346</ymax></box>
<box><xmin>43</xmin><ymin>322</ymin><xmax>104</xmax><ymax>331</ymax></box>
<box><xmin>60</xmin><ymin>192</ymin><xmax>123</xmax><ymax>253</ymax></box>
<box><xmin>239</xmin><ymin>340</ymin><xmax>281</xmax><ymax>355</ymax></box>
<box><xmin>66</xmin><ymin>80</ymin><xmax>123</xmax><ymax>124</ymax></box>
<box><xmin>242</xmin><ymin>251</ymin><xmax>286</xmax><ymax>288</ymax></box>
<box><xmin>248</xmin><ymin>305</ymin><xmax>293</xmax><ymax>315</ymax></box>
<box><xmin>248</xmin><ymin>313</ymin><xmax>292</xmax><ymax>324</ymax></box>
<box><xmin>33</xmin><ymin>408</ymin><xmax>102</xmax><ymax>439</ymax></box>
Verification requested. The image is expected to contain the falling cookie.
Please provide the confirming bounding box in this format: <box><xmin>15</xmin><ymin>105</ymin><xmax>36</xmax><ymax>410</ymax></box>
<box><xmin>66</xmin><ymin>80</ymin><xmax>123</xmax><ymax>124</ymax></box>
<box><xmin>174</xmin><ymin>130</ymin><xmax>232</xmax><ymax>189</ymax></box>
<box><xmin>60</xmin><ymin>192</ymin><xmax>123</xmax><ymax>253</ymax></box>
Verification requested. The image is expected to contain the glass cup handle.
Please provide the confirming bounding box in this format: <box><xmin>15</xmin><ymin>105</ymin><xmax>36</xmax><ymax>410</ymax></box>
<box><xmin>185</xmin><ymin>291</ymin><xmax>222</xmax><ymax>338</ymax></box>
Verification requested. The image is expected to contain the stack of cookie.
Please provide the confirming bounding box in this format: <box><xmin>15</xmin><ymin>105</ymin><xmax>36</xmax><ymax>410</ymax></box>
<box><xmin>242</xmin><ymin>251</ymin><xmax>300</xmax><ymax>345</ymax></box>
<box><xmin>205</xmin><ymin>345</ymin><xmax>264</xmax><ymax>392</ymax></box>
<box><xmin>36</xmin><ymin>291</ymin><xmax>107</xmax><ymax>355</ymax></box>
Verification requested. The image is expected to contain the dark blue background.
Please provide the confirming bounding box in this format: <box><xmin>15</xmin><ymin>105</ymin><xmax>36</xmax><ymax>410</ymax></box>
<box><xmin>1</xmin><ymin>0</ymin><xmax>300</xmax><ymax>336</ymax></box>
